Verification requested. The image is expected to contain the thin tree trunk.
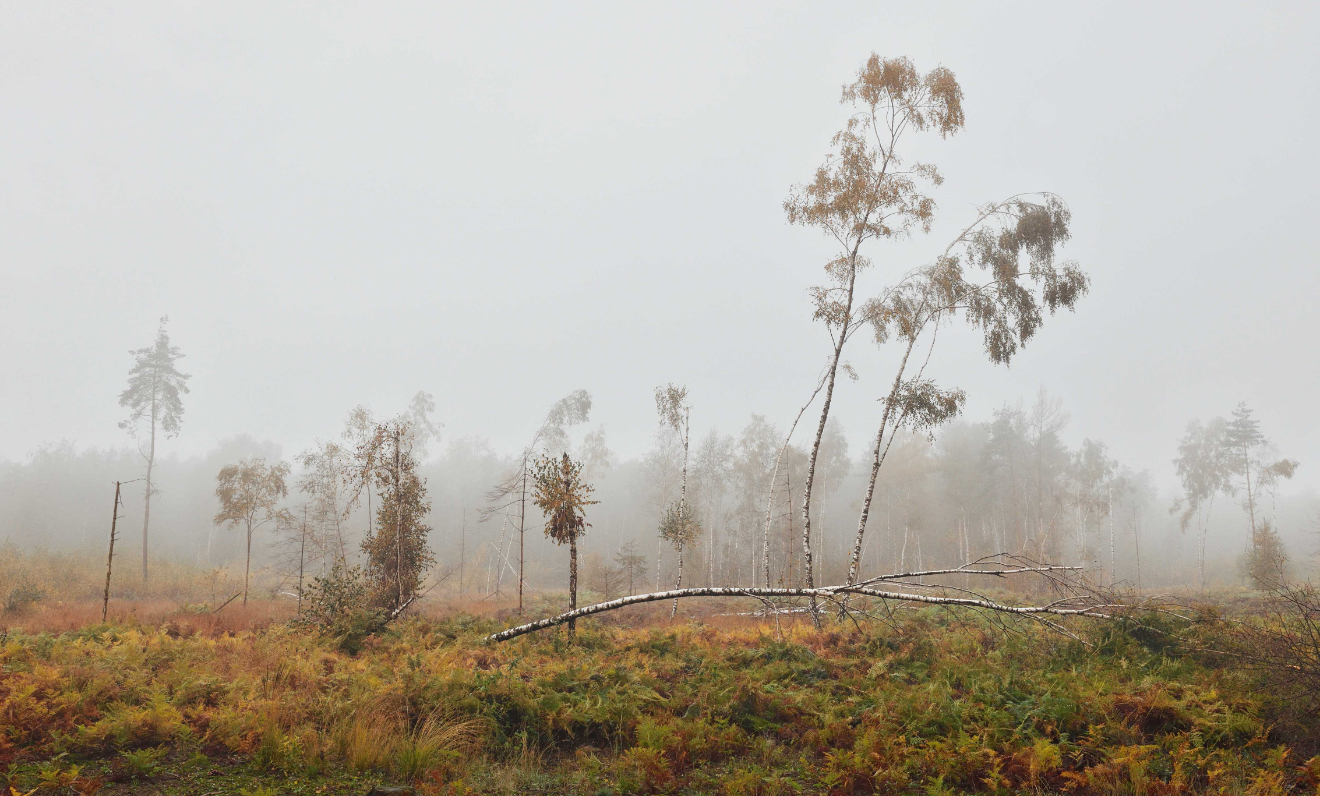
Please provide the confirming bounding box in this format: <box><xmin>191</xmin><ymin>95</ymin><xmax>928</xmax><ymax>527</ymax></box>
<box><xmin>519</xmin><ymin>464</ymin><xmax>527</xmax><ymax>615</ymax></box>
<box><xmin>672</xmin><ymin>406</ymin><xmax>690</xmax><ymax>617</ymax></box>
<box><xmin>298</xmin><ymin>506</ymin><xmax>307</xmax><ymax>615</ymax></box>
<box><xmin>103</xmin><ymin>481</ymin><xmax>121</xmax><ymax>623</ymax></box>
<box><xmin>1108</xmin><ymin>484</ymin><xmax>1115</xmax><ymax>586</ymax></box>
<box><xmin>670</xmin><ymin>544</ymin><xmax>683</xmax><ymax>619</ymax></box>
<box><xmin>243</xmin><ymin>519</ymin><xmax>253</xmax><ymax>605</ymax></box>
<box><xmin>786</xmin><ymin>474</ymin><xmax>794</xmax><ymax>585</ymax></box>
<box><xmin>846</xmin><ymin>334</ymin><xmax>920</xmax><ymax>589</ymax></box>
<box><xmin>1199</xmin><ymin>493</ymin><xmax>1215</xmax><ymax>592</ymax></box>
<box><xmin>1243</xmin><ymin>445</ymin><xmax>1257</xmax><ymax>543</ymax></box>
<box><xmin>1132</xmin><ymin>507</ymin><xmax>1141</xmax><ymax>596</ymax></box>
<box><xmin>396</xmin><ymin>428</ymin><xmax>404</xmax><ymax>610</ymax></box>
<box><xmin>762</xmin><ymin>372</ymin><xmax>828</xmax><ymax>587</ymax></box>
<box><xmin>708</xmin><ymin>500</ymin><xmax>715</xmax><ymax>587</ymax></box>
<box><xmin>819</xmin><ymin>496</ymin><xmax>826</xmax><ymax>586</ymax></box>
<box><xmin>334</xmin><ymin>495</ymin><xmax>347</xmax><ymax>567</ymax></box>
<box><xmin>494</xmin><ymin>513</ymin><xmax>507</xmax><ymax>596</ymax></box>
<box><xmin>568</xmin><ymin>533</ymin><xmax>578</xmax><ymax>639</ymax></box>
<box><xmin>901</xmin><ymin>523</ymin><xmax>909</xmax><ymax>570</ymax></box>
<box><xmin>142</xmin><ymin>395</ymin><xmax>156</xmax><ymax>586</ymax></box>
<box><xmin>1199</xmin><ymin>512</ymin><xmax>1207</xmax><ymax>592</ymax></box>
<box><xmin>801</xmin><ymin>247</ymin><xmax>864</xmax><ymax>629</ymax></box>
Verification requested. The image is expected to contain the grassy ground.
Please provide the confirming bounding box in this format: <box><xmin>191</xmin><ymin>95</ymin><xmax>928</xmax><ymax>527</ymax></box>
<box><xmin>2</xmin><ymin>597</ymin><xmax>1319</xmax><ymax>796</ymax></box>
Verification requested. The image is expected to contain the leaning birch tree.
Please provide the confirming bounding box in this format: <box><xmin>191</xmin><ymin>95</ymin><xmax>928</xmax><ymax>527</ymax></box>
<box><xmin>842</xmin><ymin>193</ymin><xmax>1088</xmax><ymax>595</ymax></box>
<box><xmin>785</xmin><ymin>55</ymin><xmax>965</xmax><ymax>609</ymax></box>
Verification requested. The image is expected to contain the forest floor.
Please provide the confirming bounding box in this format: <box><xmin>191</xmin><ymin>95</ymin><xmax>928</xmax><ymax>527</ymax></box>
<box><xmin>2</xmin><ymin>595</ymin><xmax>1319</xmax><ymax>796</ymax></box>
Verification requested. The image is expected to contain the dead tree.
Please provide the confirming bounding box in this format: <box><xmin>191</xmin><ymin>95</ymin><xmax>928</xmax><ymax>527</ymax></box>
<box><xmin>102</xmin><ymin>481</ymin><xmax>124</xmax><ymax>623</ymax></box>
<box><xmin>486</xmin><ymin>557</ymin><xmax>1106</xmax><ymax>643</ymax></box>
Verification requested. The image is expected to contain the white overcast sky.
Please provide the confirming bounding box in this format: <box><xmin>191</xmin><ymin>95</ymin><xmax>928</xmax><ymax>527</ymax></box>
<box><xmin>3</xmin><ymin>2</ymin><xmax>1318</xmax><ymax>494</ymax></box>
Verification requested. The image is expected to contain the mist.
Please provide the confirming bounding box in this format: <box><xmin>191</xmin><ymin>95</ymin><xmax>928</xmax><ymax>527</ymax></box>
<box><xmin>3</xmin><ymin>3</ymin><xmax>1319</xmax><ymax>598</ymax></box>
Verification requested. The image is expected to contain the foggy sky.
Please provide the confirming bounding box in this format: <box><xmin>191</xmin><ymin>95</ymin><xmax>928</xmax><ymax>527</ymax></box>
<box><xmin>3</xmin><ymin>2</ymin><xmax>1318</xmax><ymax>496</ymax></box>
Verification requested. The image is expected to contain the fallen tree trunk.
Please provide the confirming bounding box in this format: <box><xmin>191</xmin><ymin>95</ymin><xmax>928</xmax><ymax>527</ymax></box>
<box><xmin>485</xmin><ymin>577</ymin><xmax>1109</xmax><ymax>643</ymax></box>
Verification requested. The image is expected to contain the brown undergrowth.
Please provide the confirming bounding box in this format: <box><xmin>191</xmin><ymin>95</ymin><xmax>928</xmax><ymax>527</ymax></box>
<box><xmin>2</xmin><ymin>599</ymin><xmax>1319</xmax><ymax>795</ymax></box>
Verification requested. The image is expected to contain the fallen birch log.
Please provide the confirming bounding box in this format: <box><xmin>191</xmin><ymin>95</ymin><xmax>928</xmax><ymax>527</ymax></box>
<box><xmin>485</xmin><ymin>580</ymin><xmax>1109</xmax><ymax>643</ymax></box>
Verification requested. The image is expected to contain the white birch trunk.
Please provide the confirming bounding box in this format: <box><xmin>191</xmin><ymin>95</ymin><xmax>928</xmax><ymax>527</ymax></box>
<box><xmin>487</xmin><ymin>569</ymin><xmax>1097</xmax><ymax>643</ymax></box>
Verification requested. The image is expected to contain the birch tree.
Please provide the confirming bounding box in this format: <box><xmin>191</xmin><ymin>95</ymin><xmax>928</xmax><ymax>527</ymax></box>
<box><xmin>814</xmin><ymin>418</ymin><xmax>851</xmax><ymax>582</ymax></box>
<box><xmin>1172</xmin><ymin>418</ymin><xmax>1234</xmax><ymax>591</ymax></box>
<box><xmin>213</xmin><ymin>457</ymin><xmax>291</xmax><ymax>605</ymax></box>
<box><xmin>655</xmin><ymin>384</ymin><xmax>696</xmax><ymax>616</ymax></box>
<box><xmin>786</xmin><ymin>55</ymin><xmax>966</xmax><ymax>606</ymax></box>
<box><xmin>296</xmin><ymin>440</ymin><xmax>351</xmax><ymax>568</ymax></box>
<box><xmin>1073</xmin><ymin>438</ymin><xmax>1117</xmax><ymax>571</ymax></box>
<box><xmin>730</xmin><ymin>414</ymin><xmax>779</xmax><ymax>585</ymax></box>
<box><xmin>691</xmin><ymin>429</ymin><xmax>735</xmax><ymax>585</ymax></box>
<box><xmin>842</xmin><ymin>191</ymin><xmax>1087</xmax><ymax>595</ymax></box>
<box><xmin>118</xmin><ymin>316</ymin><xmax>190</xmax><ymax>586</ymax></box>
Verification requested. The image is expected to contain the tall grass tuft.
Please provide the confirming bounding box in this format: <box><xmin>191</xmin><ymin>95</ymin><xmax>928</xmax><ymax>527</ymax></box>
<box><xmin>334</xmin><ymin>696</ymin><xmax>484</xmax><ymax>782</ymax></box>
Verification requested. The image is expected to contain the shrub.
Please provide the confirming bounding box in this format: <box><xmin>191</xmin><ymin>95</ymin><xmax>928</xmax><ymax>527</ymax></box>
<box><xmin>4</xmin><ymin>581</ymin><xmax>44</xmax><ymax>613</ymax></box>
<box><xmin>297</xmin><ymin>564</ymin><xmax>388</xmax><ymax>654</ymax></box>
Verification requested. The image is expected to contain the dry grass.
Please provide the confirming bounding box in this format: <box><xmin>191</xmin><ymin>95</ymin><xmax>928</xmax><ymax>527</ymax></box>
<box><xmin>4</xmin><ymin>599</ymin><xmax>1320</xmax><ymax>795</ymax></box>
<box><xmin>329</xmin><ymin>692</ymin><xmax>485</xmax><ymax>781</ymax></box>
<box><xmin>4</xmin><ymin>548</ymin><xmax>1320</xmax><ymax>793</ymax></box>
<box><xmin>0</xmin><ymin>598</ymin><xmax>296</xmax><ymax>634</ymax></box>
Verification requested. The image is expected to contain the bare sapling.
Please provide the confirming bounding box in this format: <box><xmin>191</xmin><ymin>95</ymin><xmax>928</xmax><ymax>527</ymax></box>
<box><xmin>102</xmin><ymin>481</ymin><xmax>122</xmax><ymax>623</ymax></box>
<box><xmin>762</xmin><ymin>366</ymin><xmax>830</xmax><ymax>587</ymax></box>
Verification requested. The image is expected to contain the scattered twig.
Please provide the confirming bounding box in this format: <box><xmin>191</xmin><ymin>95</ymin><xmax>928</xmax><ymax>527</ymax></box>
<box><xmin>212</xmin><ymin>592</ymin><xmax>243</xmax><ymax>614</ymax></box>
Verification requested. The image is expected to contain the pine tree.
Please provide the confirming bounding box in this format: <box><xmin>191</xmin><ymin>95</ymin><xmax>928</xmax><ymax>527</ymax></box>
<box><xmin>118</xmin><ymin>317</ymin><xmax>190</xmax><ymax>586</ymax></box>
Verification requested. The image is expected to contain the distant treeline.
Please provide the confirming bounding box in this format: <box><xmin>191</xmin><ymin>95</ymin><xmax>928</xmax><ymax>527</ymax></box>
<box><xmin>2</xmin><ymin>390</ymin><xmax>1313</xmax><ymax>600</ymax></box>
